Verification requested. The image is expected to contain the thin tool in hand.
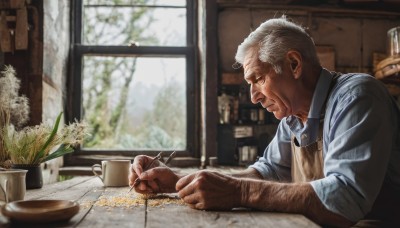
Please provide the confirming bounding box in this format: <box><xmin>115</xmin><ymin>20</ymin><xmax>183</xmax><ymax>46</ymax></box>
<box><xmin>128</xmin><ymin>151</ymin><xmax>177</xmax><ymax>193</ymax></box>
<box><xmin>128</xmin><ymin>151</ymin><xmax>163</xmax><ymax>193</ymax></box>
<box><xmin>164</xmin><ymin>151</ymin><xmax>176</xmax><ymax>166</ymax></box>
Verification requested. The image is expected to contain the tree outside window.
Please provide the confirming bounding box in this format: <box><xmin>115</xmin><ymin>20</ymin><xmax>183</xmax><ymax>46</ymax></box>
<box><xmin>69</xmin><ymin>0</ymin><xmax>195</xmax><ymax>156</ymax></box>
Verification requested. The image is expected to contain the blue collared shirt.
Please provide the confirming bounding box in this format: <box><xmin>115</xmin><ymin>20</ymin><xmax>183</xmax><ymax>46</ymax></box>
<box><xmin>250</xmin><ymin>68</ymin><xmax>400</xmax><ymax>222</ymax></box>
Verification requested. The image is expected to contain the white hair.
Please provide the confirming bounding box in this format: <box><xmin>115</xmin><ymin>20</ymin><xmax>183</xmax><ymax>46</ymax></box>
<box><xmin>234</xmin><ymin>16</ymin><xmax>320</xmax><ymax>74</ymax></box>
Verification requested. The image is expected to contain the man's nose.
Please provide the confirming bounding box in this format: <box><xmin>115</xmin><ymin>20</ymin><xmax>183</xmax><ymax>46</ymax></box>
<box><xmin>250</xmin><ymin>84</ymin><xmax>260</xmax><ymax>104</ymax></box>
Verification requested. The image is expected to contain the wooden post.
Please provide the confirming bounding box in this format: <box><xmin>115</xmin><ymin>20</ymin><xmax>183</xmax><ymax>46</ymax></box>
<box><xmin>15</xmin><ymin>6</ymin><xmax>28</xmax><ymax>50</ymax></box>
<box><xmin>0</xmin><ymin>11</ymin><xmax>12</xmax><ymax>52</ymax></box>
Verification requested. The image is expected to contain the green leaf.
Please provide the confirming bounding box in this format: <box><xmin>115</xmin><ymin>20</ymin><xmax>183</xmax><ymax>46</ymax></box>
<box><xmin>41</xmin><ymin>144</ymin><xmax>74</xmax><ymax>163</ymax></box>
<box><xmin>33</xmin><ymin>112</ymin><xmax>63</xmax><ymax>164</ymax></box>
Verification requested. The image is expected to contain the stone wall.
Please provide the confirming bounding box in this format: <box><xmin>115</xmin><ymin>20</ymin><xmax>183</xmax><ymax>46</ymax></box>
<box><xmin>41</xmin><ymin>0</ymin><xmax>70</xmax><ymax>184</ymax></box>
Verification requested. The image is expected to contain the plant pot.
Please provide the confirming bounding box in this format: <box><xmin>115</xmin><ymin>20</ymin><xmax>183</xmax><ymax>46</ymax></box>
<box><xmin>11</xmin><ymin>164</ymin><xmax>43</xmax><ymax>189</ymax></box>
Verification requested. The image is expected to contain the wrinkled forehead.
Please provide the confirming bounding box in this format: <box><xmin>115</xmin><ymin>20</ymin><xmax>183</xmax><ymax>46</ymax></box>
<box><xmin>243</xmin><ymin>50</ymin><xmax>271</xmax><ymax>77</ymax></box>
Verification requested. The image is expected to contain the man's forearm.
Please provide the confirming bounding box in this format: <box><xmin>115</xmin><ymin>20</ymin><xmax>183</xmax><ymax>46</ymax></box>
<box><xmin>239</xmin><ymin>179</ymin><xmax>354</xmax><ymax>227</ymax></box>
<box><xmin>231</xmin><ymin>167</ymin><xmax>264</xmax><ymax>179</ymax></box>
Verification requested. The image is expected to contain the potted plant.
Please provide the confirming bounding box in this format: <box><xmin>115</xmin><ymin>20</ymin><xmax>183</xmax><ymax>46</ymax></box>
<box><xmin>2</xmin><ymin>112</ymin><xmax>88</xmax><ymax>189</ymax></box>
<box><xmin>0</xmin><ymin>65</ymin><xmax>88</xmax><ymax>189</ymax></box>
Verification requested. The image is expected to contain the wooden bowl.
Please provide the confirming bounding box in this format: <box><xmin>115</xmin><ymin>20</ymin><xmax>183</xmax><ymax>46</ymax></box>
<box><xmin>1</xmin><ymin>200</ymin><xmax>79</xmax><ymax>224</ymax></box>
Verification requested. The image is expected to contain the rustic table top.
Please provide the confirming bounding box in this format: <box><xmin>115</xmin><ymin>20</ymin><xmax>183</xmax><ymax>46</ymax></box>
<box><xmin>0</xmin><ymin>176</ymin><xmax>320</xmax><ymax>227</ymax></box>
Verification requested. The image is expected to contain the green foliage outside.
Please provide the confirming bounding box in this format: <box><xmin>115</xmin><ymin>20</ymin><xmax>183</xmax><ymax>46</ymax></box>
<box><xmin>82</xmin><ymin>0</ymin><xmax>187</xmax><ymax>150</ymax></box>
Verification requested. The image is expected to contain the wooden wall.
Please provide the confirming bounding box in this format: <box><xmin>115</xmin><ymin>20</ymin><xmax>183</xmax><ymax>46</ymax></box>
<box><xmin>218</xmin><ymin>6</ymin><xmax>400</xmax><ymax>74</ymax></box>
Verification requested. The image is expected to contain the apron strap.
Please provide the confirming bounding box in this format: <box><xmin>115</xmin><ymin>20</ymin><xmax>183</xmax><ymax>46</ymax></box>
<box><xmin>291</xmin><ymin>71</ymin><xmax>340</xmax><ymax>183</ymax></box>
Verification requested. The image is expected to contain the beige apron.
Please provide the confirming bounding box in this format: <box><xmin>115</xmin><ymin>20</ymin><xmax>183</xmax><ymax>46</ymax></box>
<box><xmin>291</xmin><ymin>123</ymin><xmax>324</xmax><ymax>182</ymax></box>
<box><xmin>290</xmin><ymin>72</ymin><xmax>339</xmax><ymax>184</ymax></box>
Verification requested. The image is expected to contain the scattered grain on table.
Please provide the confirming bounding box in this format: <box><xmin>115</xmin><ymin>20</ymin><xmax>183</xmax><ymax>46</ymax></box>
<box><xmin>91</xmin><ymin>192</ymin><xmax>185</xmax><ymax>208</ymax></box>
<box><xmin>147</xmin><ymin>194</ymin><xmax>185</xmax><ymax>207</ymax></box>
<box><xmin>95</xmin><ymin>195</ymin><xmax>145</xmax><ymax>208</ymax></box>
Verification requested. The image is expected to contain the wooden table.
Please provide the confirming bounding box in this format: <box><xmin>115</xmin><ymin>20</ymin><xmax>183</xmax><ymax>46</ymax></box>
<box><xmin>0</xmin><ymin>176</ymin><xmax>320</xmax><ymax>227</ymax></box>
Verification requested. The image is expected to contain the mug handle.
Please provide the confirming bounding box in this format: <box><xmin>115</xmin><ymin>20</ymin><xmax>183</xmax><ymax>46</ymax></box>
<box><xmin>0</xmin><ymin>179</ymin><xmax>8</xmax><ymax>203</ymax></box>
<box><xmin>91</xmin><ymin>164</ymin><xmax>103</xmax><ymax>182</ymax></box>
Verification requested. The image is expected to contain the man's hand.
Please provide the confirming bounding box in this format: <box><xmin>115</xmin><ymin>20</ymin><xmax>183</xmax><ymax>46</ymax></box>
<box><xmin>129</xmin><ymin>155</ymin><xmax>180</xmax><ymax>193</ymax></box>
<box><xmin>176</xmin><ymin>170</ymin><xmax>242</xmax><ymax>210</ymax></box>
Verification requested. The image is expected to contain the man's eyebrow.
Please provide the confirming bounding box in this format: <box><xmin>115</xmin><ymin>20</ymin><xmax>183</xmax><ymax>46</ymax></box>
<box><xmin>244</xmin><ymin>67</ymin><xmax>257</xmax><ymax>78</ymax></box>
<box><xmin>244</xmin><ymin>73</ymin><xmax>255</xmax><ymax>84</ymax></box>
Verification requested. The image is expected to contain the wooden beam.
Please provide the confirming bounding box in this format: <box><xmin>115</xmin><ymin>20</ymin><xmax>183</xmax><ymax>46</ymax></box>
<box><xmin>201</xmin><ymin>0</ymin><xmax>219</xmax><ymax>167</ymax></box>
<box><xmin>15</xmin><ymin>7</ymin><xmax>28</xmax><ymax>50</ymax></box>
<box><xmin>0</xmin><ymin>11</ymin><xmax>12</xmax><ymax>52</ymax></box>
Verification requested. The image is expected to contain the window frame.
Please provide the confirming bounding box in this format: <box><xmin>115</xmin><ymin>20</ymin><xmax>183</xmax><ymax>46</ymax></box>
<box><xmin>65</xmin><ymin>0</ymin><xmax>198</xmax><ymax>165</ymax></box>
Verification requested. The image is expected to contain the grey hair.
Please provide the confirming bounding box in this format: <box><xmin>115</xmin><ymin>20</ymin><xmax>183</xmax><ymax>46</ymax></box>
<box><xmin>234</xmin><ymin>16</ymin><xmax>320</xmax><ymax>74</ymax></box>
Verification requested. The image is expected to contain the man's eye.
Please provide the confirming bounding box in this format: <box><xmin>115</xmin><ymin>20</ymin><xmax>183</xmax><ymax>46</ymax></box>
<box><xmin>256</xmin><ymin>76</ymin><xmax>265</xmax><ymax>84</ymax></box>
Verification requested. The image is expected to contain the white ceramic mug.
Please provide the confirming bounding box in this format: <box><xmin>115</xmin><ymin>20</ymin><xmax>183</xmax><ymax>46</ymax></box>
<box><xmin>0</xmin><ymin>169</ymin><xmax>28</xmax><ymax>203</ymax></box>
<box><xmin>91</xmin><ymin>160</ymin><xmax>130</xmax><ymax>187</ymax></box>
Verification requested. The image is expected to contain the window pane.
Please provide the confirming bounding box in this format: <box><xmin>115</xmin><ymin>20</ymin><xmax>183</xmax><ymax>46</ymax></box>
<box><xmin>83</xmin><ymin>5</ymin><xmax>186</xmax><ymax>46</ymax></box>
<box><xmin>82</xmin><ymin>56</ymin><xmax>187</xmax><ymax>150</ymax></box>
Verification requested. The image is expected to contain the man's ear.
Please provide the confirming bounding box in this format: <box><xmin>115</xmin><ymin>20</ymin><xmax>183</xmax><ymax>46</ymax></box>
<box><xmin>287</xmin><ymin>51</ymin><xmax>302</xmax><ymax>79</ymax></box>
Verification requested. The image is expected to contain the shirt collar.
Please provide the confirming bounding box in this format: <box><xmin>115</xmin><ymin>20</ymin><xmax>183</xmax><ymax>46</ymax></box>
<box><xmin>285</xmin><ymin>68</ymin><xmax>333</xmax><ymax>128</ymax></box>
<box><xmin>284</xmin><ymin>68</ymin><xmax>333</xmax><ymax>146</ymax></box>
<box><xmin>308</xmin><ymin>68</ymin><xmax>333</xmax><ymax>119</ymax></box>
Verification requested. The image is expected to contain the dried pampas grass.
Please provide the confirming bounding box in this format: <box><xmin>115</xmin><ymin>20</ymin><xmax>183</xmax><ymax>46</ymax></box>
<box><xmin>0</xmin><ymin>65</ymin><xmax>30</xmax><ymax>165</ymax></box>
<box><xmin>0</xmin><ymin>65</ymin><xmax>89</xmax><ymax>166</ymax></box>
<box><xmin>0</xmin><ymin>65</ymin><xmax>29</xmax><ymax>128</ymax></box>
<box><xmin>3</xmin><ymin>112</ymin><xmax>89</xmax><ymax>165</ymax></box>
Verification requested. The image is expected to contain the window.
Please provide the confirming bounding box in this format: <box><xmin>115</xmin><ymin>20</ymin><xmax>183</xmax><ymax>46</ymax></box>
<box><xmin>68</xmin><ymin>0</ymin><xmax>197</xmax><ymax>162</ymax></box>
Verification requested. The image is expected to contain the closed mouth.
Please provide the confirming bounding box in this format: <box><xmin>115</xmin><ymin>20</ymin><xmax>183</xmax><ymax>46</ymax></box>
<box><xmin>262</xmin><ymin>103</ymin><xmax>272</xmax><ymax>109</ymax></box>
